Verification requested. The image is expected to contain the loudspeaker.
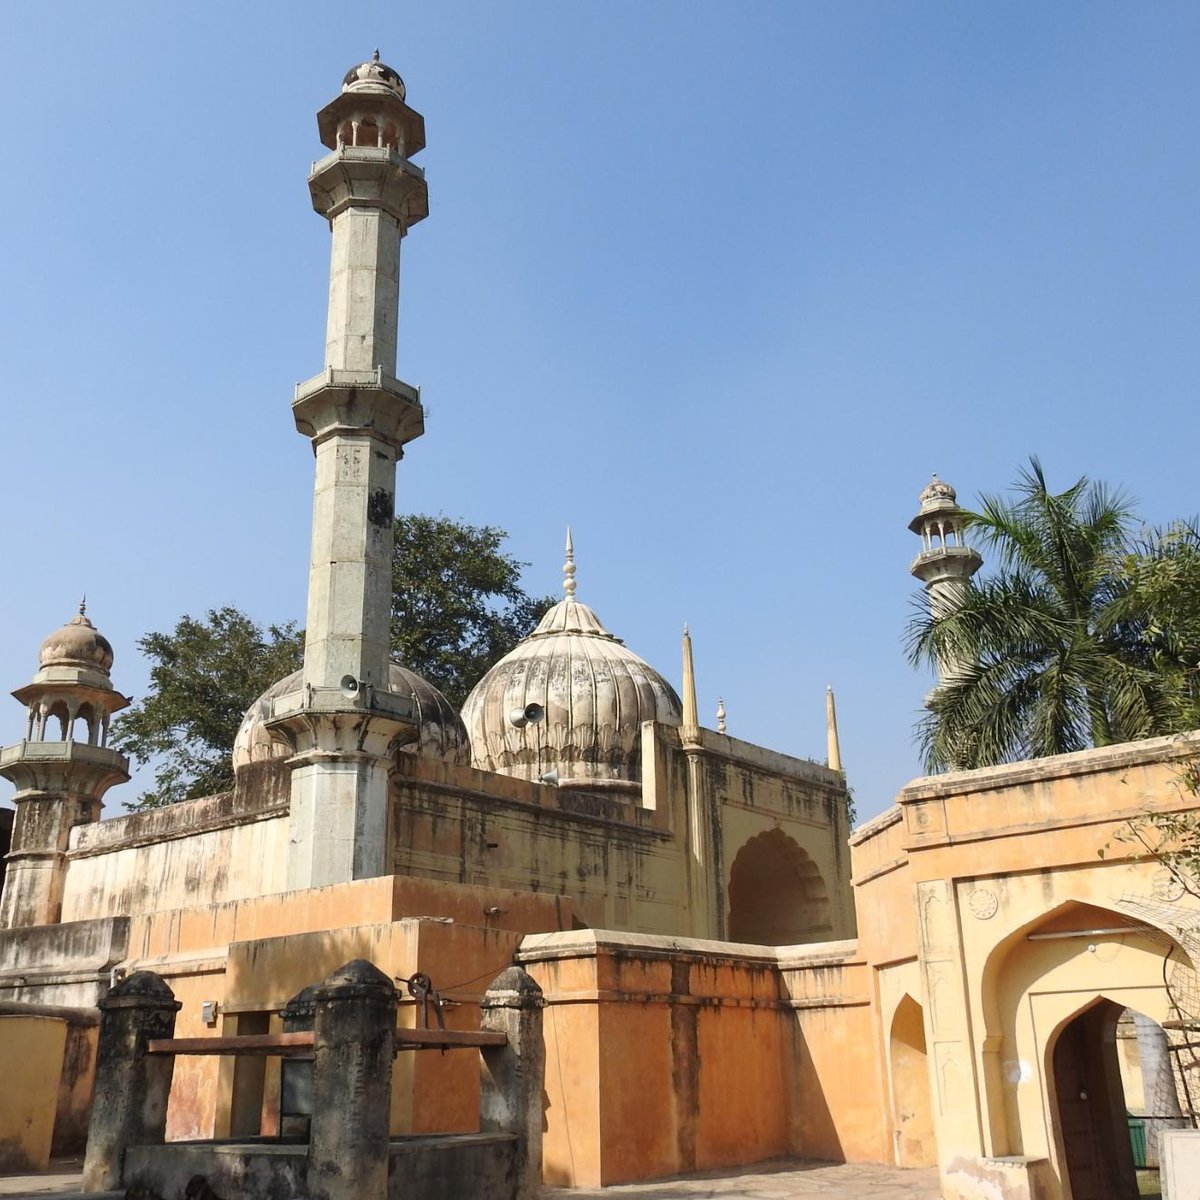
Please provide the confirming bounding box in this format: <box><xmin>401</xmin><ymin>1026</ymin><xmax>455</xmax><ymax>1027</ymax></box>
<box><xmin>340</xmin><ymin>675</ymin><xmax>362</xmax><ymax>700</ymax></box>
<box><xmin>508</xmin><ymin>702</ymin><xmax>545</xmax><ymax>728</ymax></box>
<box><xmin>538</xmin><ymin>769</ymin><xmax>560</xmax><ymax>786</ymax></box>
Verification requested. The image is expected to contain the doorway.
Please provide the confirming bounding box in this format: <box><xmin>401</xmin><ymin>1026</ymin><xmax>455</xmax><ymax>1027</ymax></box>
<box><xmin>1051</xmin><ymin>1000</ymin><xmax>1139</xmax><ymax>1200</ymax></box>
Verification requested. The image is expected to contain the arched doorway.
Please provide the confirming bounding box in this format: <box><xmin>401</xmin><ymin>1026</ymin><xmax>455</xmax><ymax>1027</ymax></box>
<box><xmin>890</xmin><ymin>995</ymin><xmax>935</xmax><ymax>1167</ymax></box>
<box><xmin>726</xmin><ymin>828</ymin><xmax>830</xmax><ymax>944</ymax></box>
<box><xmin>1050</xmin><ymin>999</ymin><xmax>1139</xmax><ymax>1200</ymax></box>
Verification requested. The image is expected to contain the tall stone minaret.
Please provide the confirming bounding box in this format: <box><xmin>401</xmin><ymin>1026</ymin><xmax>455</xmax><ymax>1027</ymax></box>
<box><xmin>267</xmin><ymin>54</ymin><xmax>428</xmax><ymax>890</ymax></box>
<box><xmin>908</xmin><ymin>474</ymin><xmax>982</xmax><ymax>686</ymax></box>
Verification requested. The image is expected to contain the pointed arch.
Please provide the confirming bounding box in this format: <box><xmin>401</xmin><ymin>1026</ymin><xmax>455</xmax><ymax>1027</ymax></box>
<box><xmin>889</xmin><ymin>993</ymin><xmax>936</xmax><ymax>1167</ymax></box>
<box><xmin>727</xmin><ymin>828</ymin><xmax>830</xmax><ymax>945</ymax></box>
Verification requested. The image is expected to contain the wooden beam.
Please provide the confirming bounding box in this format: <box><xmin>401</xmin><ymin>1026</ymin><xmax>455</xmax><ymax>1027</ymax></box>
<box><xmin>148</xmin><ymin>1032</ymin><xmax>314</xmax><ymax>1058</ymax></box>
<box><xmin>146</xmin><ymin>1027</ymin><xmax>507</xmax><ymax>1058</ymax></box>
<box><xmin>395</xmin><ymin>1027</ymin><xmax>507</xmax><ymax>1050</ymax></box>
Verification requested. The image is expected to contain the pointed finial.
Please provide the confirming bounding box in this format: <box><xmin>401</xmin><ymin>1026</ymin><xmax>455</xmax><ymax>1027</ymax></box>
<box><xmin>680</xmin><ymin>623</ymin><xmax>699</xmax><ymax>744</ymax></box>
<box><xmin>683</xmin><ymin>621</ymin><xmax>690</xmax><ymax>638</ymax></box>
<box><xmin>563</xmin><ymin>527</ymin><xmax>577</xmax><ymax>601</ymax></box>
<box><xmin>716</xmin><ymin>697</ymin><xmax>726</xmax><ymax>735</ymax></box>
<box><xmin>78</xmin><ymin>595</ymin><xmax>87</xmax><ymax>616</ymax></box>
<box><xmin>373</xmin><ymin>48</ymin><xmax>381</xmax><ymax>62</ymax></box>
<box><xmin>826</xmin><ymin>685</ymin><xmax>843</xmax><ymax>773</ymax></box>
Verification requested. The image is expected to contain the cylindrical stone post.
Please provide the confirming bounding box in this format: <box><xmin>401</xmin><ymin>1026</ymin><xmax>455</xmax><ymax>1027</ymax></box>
<box><xmin>81</xmin><ymin>971</ymin><xmax>181</xmax><ymax>1192</ymax></box>
<box><xmin>307</xmin><ymin>960</ymin><xmax>397</xmax><ymax>1200</ymax></box>
<box><xmin>480</xmin><ymin>966</ymin><xmax>547</xmax><ymax>1200</ymax></box>
<box><xmin>279</xmin><ymin>983</ymin><xmax>319</xmax><ymax>1140</ymax></box>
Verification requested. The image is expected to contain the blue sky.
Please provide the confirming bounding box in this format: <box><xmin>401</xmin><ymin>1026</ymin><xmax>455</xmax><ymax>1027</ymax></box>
<box><xmin>2</xmin><ymin>3</ymin><xmax>1198</xmax><ymax>822</ymax></box>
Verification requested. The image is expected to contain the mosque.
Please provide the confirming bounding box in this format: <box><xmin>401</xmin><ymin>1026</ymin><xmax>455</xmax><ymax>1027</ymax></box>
<box><xmin>0</xmin><ymin>53</ymin><xmax>1197</xmax><ymax>1200</ymax></box>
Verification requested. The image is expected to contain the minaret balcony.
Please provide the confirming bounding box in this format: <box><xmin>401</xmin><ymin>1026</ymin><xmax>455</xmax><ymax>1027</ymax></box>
<box><xmin>0</xmin><ymin>740</ymin><xmax>129</xmax><ymax>799</ymax></box>
<box><xmin>910</xmin><ymin>544</ymin><xmax>983</xmax><ymax>584</ymax></box>
<box><xmin>263</xmin><ymin>682</ymin><xmax>416</xmax><ymax>760</ymax></box>
<box><xmin>292</xmin><ymin>367</ymin><xmax>424</xmax><ymax>449</ymax></box>
<box><xmin>308</xmin><ymin>148</ymin><xmax>428</xmax><ymax>227</ymax></box>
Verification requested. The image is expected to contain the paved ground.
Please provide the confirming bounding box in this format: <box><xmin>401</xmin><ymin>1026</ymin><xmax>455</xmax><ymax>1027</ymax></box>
<box><xmin>544</xmin><ymin>1160</ymin><xmax>942</xmax><ymax>1198</ymax></box>
<box><xmin>0</xmin><ymin>1157</ymin><xmax>942</xmax><ymax>1199</ymax></box>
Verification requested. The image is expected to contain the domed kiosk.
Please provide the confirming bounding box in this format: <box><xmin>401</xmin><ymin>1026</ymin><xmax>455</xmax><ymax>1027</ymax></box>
<box><xmin>233</xmin><ymin>662</ymin><xmax>470</xmax><ymax>771</ymax></box>
<box><xmin>461</xmin><ymin>532</ymin><xmax>682</xmax><ymax>793</ymax></box>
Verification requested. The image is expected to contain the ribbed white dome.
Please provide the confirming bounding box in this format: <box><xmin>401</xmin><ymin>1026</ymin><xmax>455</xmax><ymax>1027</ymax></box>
<box><xmin>461</xmin><ymin>534</ymin><xmax>681</xmax><ymax>788</ymax></box>
<box><xmin>233</xmin><ymin>661</ymin><xmax>470</xmax><ymax>769</ymax></box>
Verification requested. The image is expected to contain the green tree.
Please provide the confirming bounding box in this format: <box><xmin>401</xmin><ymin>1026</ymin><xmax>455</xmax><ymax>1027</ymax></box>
<box><xmin>113</xmin><ymin>515</ymin><xmax>552</xmax><ymax>807</ymax></box>
<box><xmin>1110</xmin><ymin>521</ymin><xmax>1200</xmax><ymax>732</ymax></box>
<box><xmin>907</xmin><ymin>459</ymin><xmax>1174</xmax><ymax>772</ymax></box>
<box><xmin>110</xmin><ymin>608</ymin><xmax>303</xmax><ymax>808</ymax></box>
<box><xmin>390</xmin><ymin>514</ymin><xmax>554</xmax><ymax>708</ymax></box>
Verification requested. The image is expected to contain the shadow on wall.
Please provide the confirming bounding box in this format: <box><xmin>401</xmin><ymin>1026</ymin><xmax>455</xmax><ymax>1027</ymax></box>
<box><xmin>728</xmin><ymin>829</ymin><xmax>830</xmax><ymax>945</ymax></box>
<box><xmin>792</xmin><ymin>1024</ymin><xmax>841</xmax><ymax>1162</ymax></box>
<box><xmin>0</xmin><ymin>806</ymin><xmax>11</xmax><ymax>898</ymax></box>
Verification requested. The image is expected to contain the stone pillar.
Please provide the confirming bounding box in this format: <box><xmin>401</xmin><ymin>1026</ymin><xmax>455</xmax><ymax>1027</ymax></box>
<box><xmin>279</xmin><ymin>983</ymin><xmax>318</xmax><ymax>1140</ymax></box>
<box><xmin>307</xmin><ymin>960</ymin><xmax>397</xmax><ymax>1200</ymax></box>
<box><xmin>480</xmin><ymin>966</ymin><xmax>547</xmax><ymax>1200</ymax></box>
<box><xmin>81</xmin><ymin>971</ymin><xmax>181</xmax><ymax>1192</ymax></box>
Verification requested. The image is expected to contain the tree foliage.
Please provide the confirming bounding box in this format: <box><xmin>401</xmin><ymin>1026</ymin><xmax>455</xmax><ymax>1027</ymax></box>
<box><xmin>389</xmin><ymin>514</ymin><xmax>553</xmax><ymax>708</ymax></box>
<box><xmin>112</xmin><ymin>515</ymin><xmax>551</xmax><ymax>807</ymax></box>
<box><xmin>110</xmin><ymin>608</ymin><xmax>303</xmax><ymax>808</ymax></box>
<box><xmin>907</xmin><ymin>459</ymin><xmax>1200</xmax><ymax>772</ymax></box>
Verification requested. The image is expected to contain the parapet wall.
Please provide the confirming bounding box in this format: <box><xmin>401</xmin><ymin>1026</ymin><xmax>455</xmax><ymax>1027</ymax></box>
<box><xmin>517</xmin><ymin>928</ymin><xmax>883</xmax><ymax>1187</ymax></box>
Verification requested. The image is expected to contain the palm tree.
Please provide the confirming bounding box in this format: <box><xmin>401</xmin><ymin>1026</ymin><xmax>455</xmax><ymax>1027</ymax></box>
<box><xmin>906</xmin><ymin>459</ymin><xmax>1172</xmax><ymax>772</ymax></box>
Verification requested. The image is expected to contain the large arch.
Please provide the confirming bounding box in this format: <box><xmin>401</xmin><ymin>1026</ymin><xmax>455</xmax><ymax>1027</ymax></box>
<box><xmin>976</xmin><ymin>897</ymin><xmax>1194</xmax><ymax>1174</ymax></box>
<box><xmin>889</xmin><ymin>993</ymin><xmax>936</xmax><ymax>1167</ymax></box>
<box><xmin>726</xmin><ymin>828</ymin><xmax>830</xmax><ymax>945</ymax></box>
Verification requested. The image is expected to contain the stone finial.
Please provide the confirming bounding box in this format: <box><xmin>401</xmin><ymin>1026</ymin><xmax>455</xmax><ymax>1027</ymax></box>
<box><xmin>312</xmin><ymin>958</ymin><xmax>397</xmax><ymax>1001</ymax></box>
<box><xmin>680</xmin><ymin>623</ymin><xmax>700</xmax><ymax>745</ymax></box>
<box><xmin>716</xmin><ymin>697</ymin><xmax>726</xmax><ymax>735</ymax></box>
<box><xmin>280</xmin><ymin>983</ymin><xmax>321</xmax><ymax>1024</ymax></box>
<box><xmin>563</xmin><ymin>527</ymin><xmax>577</xmax><ymax>601</ymax></box>
<box><xmin>826</xmin><ymin>685</ymin><xmax>843</xmax><ymax>773</ymax></box>
<box><xmin>100</xmin><ymin>970</ymin><xmax>180</xmax><ymax>1009</ymax></box>
<box><xmin>481</xmin><ymin>965</ymin><xmax>546</xmax><ymax>1010</ymax></box>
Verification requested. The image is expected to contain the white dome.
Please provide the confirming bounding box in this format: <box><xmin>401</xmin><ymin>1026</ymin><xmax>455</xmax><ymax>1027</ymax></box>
<box><xmin>233</xmin><ymin>661</ymin><xmax>470</xmax><ymax>770</ymax></box>
<box><xmin>461</xmin><ymin>534</ymin><xmax>681</xmax><ymax>788</ymax></box>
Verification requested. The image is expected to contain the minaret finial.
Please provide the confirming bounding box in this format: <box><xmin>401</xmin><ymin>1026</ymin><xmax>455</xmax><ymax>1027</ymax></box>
<box><xmin>716</xmin><ymin>697</ymin><xmax>726</xmax><ymax>735</ymax></box>
<box><xmin>373</xmin><ymin>47</ymin><xmax>381</xmax><ymax>62</ymax></box>
<box><xmin>78</xmin><ymin>595</ymin><xmax>87</xmax><ymax>617</ymax></box>
<box><xmin>826</xmin><ymin>685</ymin><xmax>843</xmax><ymax>773</ymax></box>
<box><xmin>563</xmin><ymin>527</ymin><xmax>577</xmax><ymax>601</ymax></box>
<box><xmin>680</xmin><ymin>624</ymin><xmax>700</xmax><ymax>744</ymax></box>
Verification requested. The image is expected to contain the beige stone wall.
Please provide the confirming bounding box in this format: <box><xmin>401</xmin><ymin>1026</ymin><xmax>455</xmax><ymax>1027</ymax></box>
<box><xmin>392</xmin><ymin>723</ymin><xmax>854</xmax><ymax>944</ymax></box>
<box><xmin>848</xmin><ymin>734</ymin><xmax>1200</xmax><ymax>1200</ymax></box>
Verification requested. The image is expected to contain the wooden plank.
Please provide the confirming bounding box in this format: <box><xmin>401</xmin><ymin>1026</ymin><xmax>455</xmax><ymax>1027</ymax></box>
<box><xmin>148</xmin><ymin>1032</ymin><xmax>314</xmax><ymax>1057</ymax></box>
<box><xmin>146</xmin><ymin>1027</ymin><xmax>507</xmax><ymax>1057</ymax></box>
<box><xmin>395</xmin><ymin>1027</ymin><xmax>507</xmax><ymax>1049</ymax></box>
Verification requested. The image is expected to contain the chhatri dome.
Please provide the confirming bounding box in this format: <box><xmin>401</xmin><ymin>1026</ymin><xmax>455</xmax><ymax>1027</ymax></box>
<box><xmin>460</xmin><ymin>532</ymin><xmax>682</xmax><ymax>791</ymax></box>
<box><xmin>233</xmin><ymin>661</ymin><xmax>470</xmax><ymax>770</ymax></box>
<box><xmin>38</xmin><ymin>601</ymin><xmax>115</xmax><ymax>676</ymax></box>
<box><xmin>341</xmin><ymin>49</ymin><xmax>406</xmax><ymax>100</ymax></box>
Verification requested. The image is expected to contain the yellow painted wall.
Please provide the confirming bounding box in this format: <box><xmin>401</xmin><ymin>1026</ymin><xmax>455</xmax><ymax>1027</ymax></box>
<box><xmin>0</xmin><ymin>1015</ymin><xmax>67</xmax><ymax>1170</ymax></box>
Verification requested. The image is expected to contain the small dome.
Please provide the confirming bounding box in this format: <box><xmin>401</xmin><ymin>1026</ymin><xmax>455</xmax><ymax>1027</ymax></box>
<box><xmin>461</xmin><ymin>533</ymin><xmax>682</xmax><ymax>788</ymax></box>
<box><xmin>39</xmin><ymin>603</ymin><xmax>114</xmax><ymax>674</ymax></box>
<box><xmin>342</xmin><ymin>51</ymin><xmax>406</xmax><ymax>100</ymax></box>
<box><xmin>233</xmin><ymin>661</ymin><xmax>470</xmax><ymax>770</ymax></box>
<box><xmin>918</xmin><ymin>474</ymin><xmax>958</xmax><ymax>508</ymax></box>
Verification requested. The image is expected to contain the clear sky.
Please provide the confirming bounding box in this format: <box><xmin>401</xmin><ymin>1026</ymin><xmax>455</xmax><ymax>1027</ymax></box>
<box><xmin>2</xmin><ymin>3</ymin><xmax>1198</xmax><ymax>823</ymax></box>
